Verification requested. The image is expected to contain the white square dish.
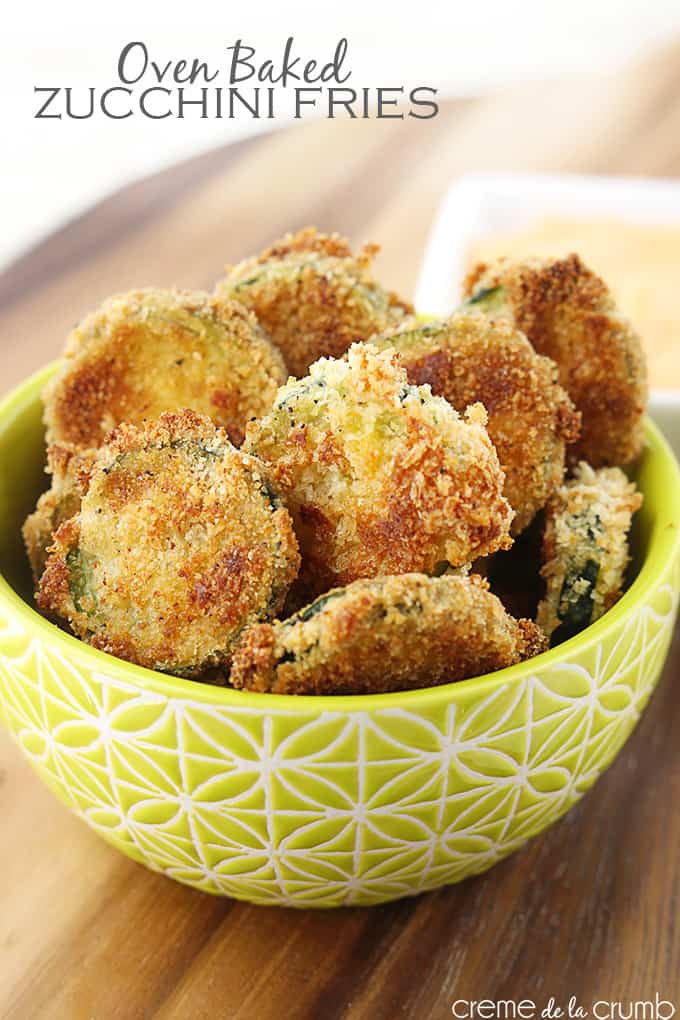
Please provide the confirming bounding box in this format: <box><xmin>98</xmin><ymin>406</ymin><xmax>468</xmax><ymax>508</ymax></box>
<box><xmin>414</xmin><ymin>172</ymin><xmax>680</xmax><ymax>457</ymax></box>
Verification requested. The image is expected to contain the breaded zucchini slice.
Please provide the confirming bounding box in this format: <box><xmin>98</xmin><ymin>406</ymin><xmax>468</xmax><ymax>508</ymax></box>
<box><xmin>230</xmin><ymin>573</ymin><xmax>548</xmax><ymax>695</ymax></box>
<box><xmin>370</xmin><ymin>314</ymin><xmax>580</xmax><ymax>533</ymax></box>
<box><xmin>537</xmin><ymin>462</ymin><xmax>642</xmax><ymax>646</ymax></box>
<box><xmin>216</xmin><ymin>227</ymin><xmax>412</xmax><ymax>377</ymax></box>
<box><xmin>462</xmin><ymin>254</ymin><xmax>648</xmax><ymax>467</ymax></box>
<box><xmin>22</xmin><ymin>443</ymin><xmax>97</xmax><ymax>584</ymax></box>
<box><xmin>244</xmin><ymin>343</ymin><xmax>514</xmax><ymax>595</ymax></box>
<box><xmin>43</xmin><ymin>289</ymin><xmax>287</xmax><ymax>450</ymax></box>
<box><xmin>37</xmin><ymin>410</ymin><xmax>300</xmax><ymax>676</ymax></box>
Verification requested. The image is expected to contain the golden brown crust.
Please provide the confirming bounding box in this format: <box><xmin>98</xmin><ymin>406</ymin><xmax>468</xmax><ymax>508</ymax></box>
<box><xmin>370</xmin><ymin>314</ymin><xmax>581</xmax><ymax>533</ymax></box>
<box><xmin>244</xmin><ymin>343</ymin><xmax>514</xmax><ymax>596</ymax></box>
<box><xmin>248</xmin><ymin>226</ymin><xmax>357</xmax><ymax>262</ymax></box>
<box><xmin>22</xmin><ymin>443</ymin><xmax>98</xmax><ymax>583</ymax></box>
<box><xmin>217</xmin><ymin>227</ymin><xmax>413</xmax><ymax>377</ymax></box>
<box><xmin>43</xmin><ymin>289</ymin><xmax>287</xmax><ymax>451</ymax></box>
<box><xmin>517</xmin><ymin>617</ymin><xmax>549</xmax><ymax>660</ymax></box>
<box><xmin>230</xmin><ymin>573</ymin><xmax>548</xmax><ymax>695</ymax></box>
<box><xmin>37</xmin><ymin>410</ymin><xmax>300</xmax><ymax>676</ymax></box>
<box><xmin>462</xmin><ymin>254</ymin><xmax>648</xmax><ymax>466</ymax></box>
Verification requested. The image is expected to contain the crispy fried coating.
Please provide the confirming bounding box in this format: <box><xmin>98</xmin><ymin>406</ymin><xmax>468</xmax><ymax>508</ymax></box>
<box><xmin>216</xmin><ymin>227</ymin><xmax>412</xmax><ymax>377</ymax></box>
<box><xmin>463</xmin><ymin>254</ymin><xmax>648</xmax><ymax>466</ymax></box>
<box><xmin>37</xmin><ymin>410</ymin><xmax>300</xmax><ymax>676</ymax></box>
<box><xmin>22</xmin><ymin>443</ymin><xmax>97</xmax><ymax>584</ymax></box>
<box><xmin>537</xmin><ymin>462</ymin><xmax>642</xmax><ymax>645</ymax></box>
<box><xmin>244</xmin><ymin>343</ymin><xmax>514</xmax><ymax>595</ymax></box>
<box><xmin>230</xmin><ymin>573</ymin><xmax>548</xmax><ymax>695</ymax></box>
<box><xmin>370</xmin><ymin>314</ymin><xmax>580</xmax><ymax>533</ymax></box>
<box><xmin>43</xmin><ymin>289</ymin><xmax>287</xmax><ymax>450</ymax></box>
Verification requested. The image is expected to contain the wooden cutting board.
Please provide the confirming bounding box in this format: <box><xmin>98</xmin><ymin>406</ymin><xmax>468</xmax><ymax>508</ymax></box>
<box><xmin>1</xmin><ymin>43</ymin><xmax>680</xmax><ymax>1020</ymax></box>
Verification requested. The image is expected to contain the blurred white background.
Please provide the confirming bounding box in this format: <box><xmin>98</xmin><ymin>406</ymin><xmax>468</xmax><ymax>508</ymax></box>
<box><xmin>4</xmin><ymin>0</ymin><xmax>680</xmax><ymax>271</ymax></box>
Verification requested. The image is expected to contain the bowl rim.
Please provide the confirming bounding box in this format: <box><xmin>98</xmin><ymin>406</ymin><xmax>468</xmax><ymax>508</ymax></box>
<box><xmin>1</xmin><ymin>362</ymin><xmax>679</xmax><ymax>713</ymax></box>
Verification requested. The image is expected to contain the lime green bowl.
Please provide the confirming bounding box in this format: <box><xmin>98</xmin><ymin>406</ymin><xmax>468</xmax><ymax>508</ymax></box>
<box><xmin>1</xmin><ymin>365</ymin><xmax>679</xmax><ymax>908</ymax></box>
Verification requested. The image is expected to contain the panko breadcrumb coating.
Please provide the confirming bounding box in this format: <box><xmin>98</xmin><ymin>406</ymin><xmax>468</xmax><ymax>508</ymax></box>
<box><xmin>244</xmin><ymin>343</ymin><xmax>514</xmax><ymax>595</ymax></box>
<box><xmin>537</xmin><ymin>462</ymin><xmax>642</xmax><ymax>645</ymax></box>
<box><xmin>37</xmin><ymin>410</ymin><xmax>300</xmax><ymax>676</ymax></box>
<box><xmin>370</xmin><ymin>314</ymin><xmax>580</xmax><ymax>533</ymax></box>
<box><xmin>22</xmin><ymin>443</ymin><xmax>97</xmax><ymax>584</ymax></box>
<box><xmin>230</xmin><ymin>573</ymin><xmax>548</xmax><ymax>695</ymax></box>
<box><xmin>463</xmin><ymin>254</ymin><xmax>648</xmax><ymax>467</ymax></box>
<box><xmin>43</xmin><ymin>289</ymin><xmax>287</xmax><ymax>450</ymax></box>
<box><xmin>216</xmin><ymin>227</ymin><xmax>412</xmax><ymax>377</ymax></box>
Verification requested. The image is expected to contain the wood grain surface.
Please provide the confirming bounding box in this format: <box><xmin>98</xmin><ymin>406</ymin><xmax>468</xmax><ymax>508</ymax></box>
<box><xmin>2</xmin><ymin>44</ymin><xmax>680</xmax><ymax>1020</ymax></box>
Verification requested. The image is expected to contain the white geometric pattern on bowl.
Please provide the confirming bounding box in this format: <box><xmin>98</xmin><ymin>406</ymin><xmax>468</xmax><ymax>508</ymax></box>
<box><xmin>1</xmin><ymin>559</ymin><xmax>677</xmax><ymax>908</ymax></box>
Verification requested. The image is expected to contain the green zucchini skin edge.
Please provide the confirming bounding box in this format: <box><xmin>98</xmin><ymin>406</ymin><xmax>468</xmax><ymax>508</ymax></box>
<box><xmin>464</xmin><ymin>285</ymin><xmax>506</xmax><ymax>311</ymax></box>
<box><xmin>550</xmin><ymin>557</ymin><xmax>600</xmax><ymax>647</ymax></box>
<box><xmin>66</xmin><ymin>546</ymin><xmax>96</xmax><ymax>617</ymax></box>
